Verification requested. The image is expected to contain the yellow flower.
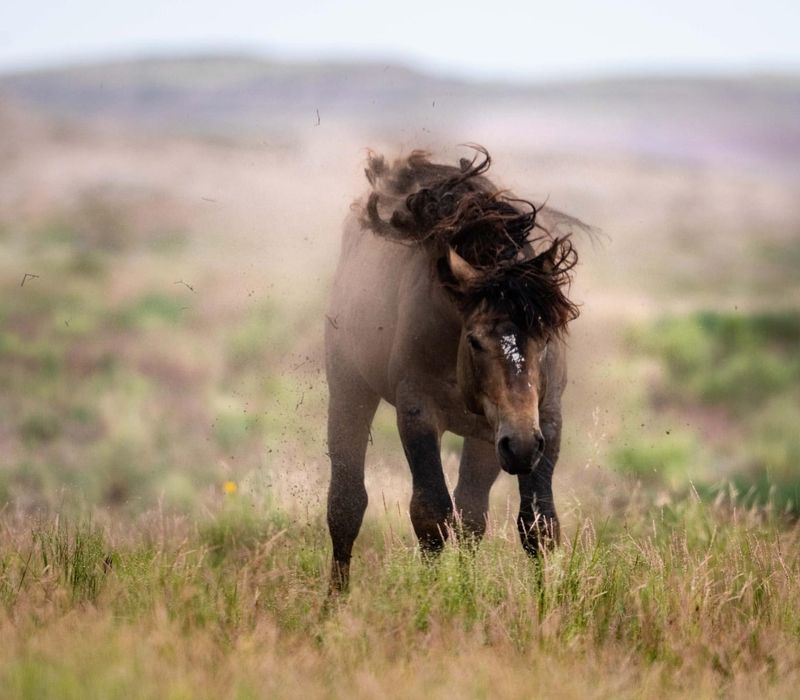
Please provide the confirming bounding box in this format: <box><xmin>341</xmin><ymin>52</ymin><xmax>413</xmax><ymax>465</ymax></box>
<box><xmin>223</xmin><ymin>480</ymin><xmax>238</xmax><ymax>495</ymax></box>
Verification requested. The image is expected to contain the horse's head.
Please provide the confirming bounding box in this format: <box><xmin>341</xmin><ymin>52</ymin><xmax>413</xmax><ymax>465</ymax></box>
<box><xmin>458</xmin><ymin>303</ymin><xmax>549</xmax><ymax>475</ymax></box>
<box><xmin>441</xmin><ymin>244</ymin><xmax>577</xmax><ymax>475</ymax></box>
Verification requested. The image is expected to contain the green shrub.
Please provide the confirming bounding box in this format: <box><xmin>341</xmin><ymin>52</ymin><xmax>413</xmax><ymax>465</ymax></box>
<box><xmin>630</xmin><ymin>310</ymin><xmax>800</xmax><ymax>411</ymax></box>
<box><xmin>626</xmin><ymin>310</ymin><xmax>800</xmax><ymax>512</ymax></box>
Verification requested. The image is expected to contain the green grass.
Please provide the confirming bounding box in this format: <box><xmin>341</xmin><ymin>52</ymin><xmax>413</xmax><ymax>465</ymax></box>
<box><xmin>1</xmin><ymin>496</ymin><xmax>799</xmax><ymax>698</ymax></box>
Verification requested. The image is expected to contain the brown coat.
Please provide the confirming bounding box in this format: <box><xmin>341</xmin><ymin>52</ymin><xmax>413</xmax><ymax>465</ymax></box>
<box><xmin>325</xmin><ymin>148</ymin><xmax>580</xmax><ymax>591</ymax></box>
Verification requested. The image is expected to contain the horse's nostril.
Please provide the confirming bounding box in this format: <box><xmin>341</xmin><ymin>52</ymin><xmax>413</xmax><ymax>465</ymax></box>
<box><xmin>498</xmin><ymin>435</ymin><xmax>513</xmax><ymax>461</ymax></box>
<box><xmin>498</xmin><ymin>432</ymin><xmax>544</xmax><ymax>472</ymax></box>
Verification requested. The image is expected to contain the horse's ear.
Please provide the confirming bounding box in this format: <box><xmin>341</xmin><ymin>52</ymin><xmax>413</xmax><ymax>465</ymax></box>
<box><xmin>437</xmin><ymin>247</ymin><xmax>480</xmax><ymax>299</ymax></box>
<box><xmin>447</xmin><ymin>247</ymin><xmax>481</xmax><ymax>287</ymax></box>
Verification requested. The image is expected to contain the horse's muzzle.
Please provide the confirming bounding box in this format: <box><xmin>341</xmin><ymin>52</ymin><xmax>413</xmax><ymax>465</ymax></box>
<box><xmin>496</xmin><ymin>429</ymin><xmax>545</xmax><ymax>475</ymax></box>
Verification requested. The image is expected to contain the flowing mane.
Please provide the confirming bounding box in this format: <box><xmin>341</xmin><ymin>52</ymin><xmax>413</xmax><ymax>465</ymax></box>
<box><xmin>359</xmin><ymin>145</ymin><xmax>583</xmax><ymax>337</ymax></box>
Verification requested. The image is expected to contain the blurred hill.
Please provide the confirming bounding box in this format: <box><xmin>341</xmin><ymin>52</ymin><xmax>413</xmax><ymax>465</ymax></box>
<box><xmin>2</xmin><ymin>54</ymin><xmax>799</xmax><ymax>171</ymax></box>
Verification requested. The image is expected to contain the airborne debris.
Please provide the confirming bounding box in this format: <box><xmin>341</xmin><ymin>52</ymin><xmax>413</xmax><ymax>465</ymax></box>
<box><xmin>174</xmin><ymin>280</ymin><xmax>195</xmax><ymax>292</ymax></box>
<box><xmin>292</xmin><ymin>356</ymin><xmax>311</xmax><ymax>370</ymax></box>
<box><xmin>20</xmin><ymin>273</ymin><xmax>39</xmax><ymax>287</ymax></box>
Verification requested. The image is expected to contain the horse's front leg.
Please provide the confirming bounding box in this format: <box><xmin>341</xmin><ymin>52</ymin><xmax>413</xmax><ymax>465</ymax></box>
<box><xmin>517</xmin><ymin>413</ymin><xmax>561</xmax><ymax>556</ymax></box>
<box><xmin>396</xmin><ymin>384</ymin><xmax>453</xmax><ymax>553</ymax></box>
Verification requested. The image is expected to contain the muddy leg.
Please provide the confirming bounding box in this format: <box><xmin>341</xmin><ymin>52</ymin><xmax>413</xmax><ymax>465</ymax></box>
<box><xmin>396</xmin><ymin>386</ymin><xmax>452</xmax><ymax>553</ymax></box>
<box><xmin>453</xmin><ymin>437</ymin><xmax>500</xmax><ymax>542</ymax></box>
<box><xmin>326</xmin><ymin>368</ymin><xmax>379</xmax><ymax>593</ymax></box>
<box><xmin>517</xmin><ymin>416</ymin><xmax>561</xmax><ymax>556</ymax></box>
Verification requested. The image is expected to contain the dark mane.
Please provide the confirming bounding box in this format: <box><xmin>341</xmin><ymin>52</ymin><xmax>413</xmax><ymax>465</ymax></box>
<box><xmin>360</xmin><ymin>145</ymin><xmax>582</xmax><ymax>337</ymax></box>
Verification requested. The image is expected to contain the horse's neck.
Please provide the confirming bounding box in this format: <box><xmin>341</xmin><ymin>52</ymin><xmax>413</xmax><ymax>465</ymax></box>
<box><xmin>401</xmin><ymin>277</ymin><xmax>463</xmax><ymax>371</ymax></box>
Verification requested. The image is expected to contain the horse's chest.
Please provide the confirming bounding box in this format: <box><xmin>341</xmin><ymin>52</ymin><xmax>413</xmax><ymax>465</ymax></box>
<box><xmin>430</xmin><ymin>383</ymin><xmax>492</xmax><ymax>441</ymax></box>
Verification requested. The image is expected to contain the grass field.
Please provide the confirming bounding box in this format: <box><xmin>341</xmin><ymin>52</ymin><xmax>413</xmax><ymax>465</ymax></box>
<box><xmin>2</xmin><ymin>495</ymin><xmax>799</xmax><ymax>699</ymax></box>
<box><xmin>1</xmin><ymin>65</ymin><xmax>800</xmax><ymax>697</ymax></box>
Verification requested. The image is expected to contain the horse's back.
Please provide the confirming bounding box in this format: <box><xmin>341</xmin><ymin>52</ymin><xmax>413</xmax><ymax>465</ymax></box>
<box><xmin>326</xmin><ymin>211</ymin><xmax>422</xmax><ymax>401</ymax></box>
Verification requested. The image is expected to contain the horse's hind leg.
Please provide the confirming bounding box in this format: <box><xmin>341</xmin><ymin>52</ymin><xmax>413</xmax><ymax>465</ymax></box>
<box><xmin>453</xmin><ymin>437</ymin><xmax>500</xmax><ymax>542</ymax></box>
<box><xmin>326</xmin><ymin>366</ymin><xmax>379</xmax><ymax>593</ymax></box>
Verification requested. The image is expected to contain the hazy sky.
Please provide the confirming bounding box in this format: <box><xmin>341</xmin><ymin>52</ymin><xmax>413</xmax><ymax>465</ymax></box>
<box><xmin>2</xmin><ymin>0</ymin><xmax>798</xmax><ymax>79</ymax></box>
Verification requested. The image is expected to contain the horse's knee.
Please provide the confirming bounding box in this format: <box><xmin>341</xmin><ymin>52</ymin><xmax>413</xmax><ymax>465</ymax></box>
<box><xmin>410</xmin><ymin>490</ymin><xmax>453</xmax><ymax>551</ymax></box>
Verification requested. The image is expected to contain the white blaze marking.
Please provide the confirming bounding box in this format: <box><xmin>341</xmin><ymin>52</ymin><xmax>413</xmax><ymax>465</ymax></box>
<box><xmin>500</xmin><ymin>333</ymin><xmax>525</xmax><ymax>375</ymax></box>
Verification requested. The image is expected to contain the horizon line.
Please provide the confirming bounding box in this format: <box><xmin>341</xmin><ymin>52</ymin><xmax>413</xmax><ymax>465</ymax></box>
<box><xmin>1</xmin><ymin>46</ymin><xmax>799</xmax><ymax>86</ymax></box>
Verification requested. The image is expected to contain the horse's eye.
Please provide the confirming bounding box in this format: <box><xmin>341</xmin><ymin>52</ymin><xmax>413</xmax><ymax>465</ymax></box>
<box><xmin>467</xmin><ymin>334</ymin><xmax>484</xmax><ymax>352</ymax></box>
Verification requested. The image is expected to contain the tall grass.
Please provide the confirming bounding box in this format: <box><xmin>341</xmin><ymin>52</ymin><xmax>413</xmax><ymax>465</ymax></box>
<box><xmin>1</xmin><ymin>494</ymin><xmax>799</xmax><ymax>698</ymax></box>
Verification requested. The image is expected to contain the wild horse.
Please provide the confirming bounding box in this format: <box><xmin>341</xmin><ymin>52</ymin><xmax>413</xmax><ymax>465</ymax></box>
<box><xmin>325</xmin><ymin>146</ymin><xmax>583</xmax><ymax>591</ymax></box>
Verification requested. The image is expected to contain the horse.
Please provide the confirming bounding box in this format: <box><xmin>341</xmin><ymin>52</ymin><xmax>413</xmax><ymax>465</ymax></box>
<box><xmin>325</xmin><ymin>146</ymin><xmax>582</xmax><ymax>591</ymax></box>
